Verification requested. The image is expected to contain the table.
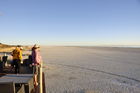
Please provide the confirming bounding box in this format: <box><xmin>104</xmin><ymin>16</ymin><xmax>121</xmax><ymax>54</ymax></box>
<box><xmin>0</xmin><ymin>74</ymin><xmax>34</xmax><ymax>93</ymax></box>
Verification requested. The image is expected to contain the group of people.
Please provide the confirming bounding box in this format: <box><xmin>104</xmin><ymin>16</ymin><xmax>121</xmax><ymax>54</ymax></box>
<box><xmin>11</xmin><ymin>44</ymin><xmax>42</xmax><ymax>74</ymax></box>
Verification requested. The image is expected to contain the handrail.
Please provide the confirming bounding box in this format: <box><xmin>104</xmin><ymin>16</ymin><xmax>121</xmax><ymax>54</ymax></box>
<box><xmin>42</xmin><ymin>72</ymin><xmax>46</xmax><ymax>93</ymax></box>
<box><xmin>40</xmin><ymin>63</ymin><xmax>43</xmax><ymax>93</ymax></box>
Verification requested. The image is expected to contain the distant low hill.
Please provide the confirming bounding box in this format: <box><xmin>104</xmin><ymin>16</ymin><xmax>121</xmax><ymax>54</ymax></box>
<box><xmin>0</xmin><ymin>43</ymin><xmax>31</xmax><ymax>52</ymax></box>
<box><xmin>0</xmin><ymin>43</ymin><xmax>14</xmax><ymax>48</ymax></box>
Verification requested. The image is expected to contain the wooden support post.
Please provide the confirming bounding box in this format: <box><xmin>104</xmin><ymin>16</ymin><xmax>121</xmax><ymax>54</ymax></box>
<box><xmin>39</xmin><ymin>63</ymin><xmax>43</xmax><ymax>93</ymax></box>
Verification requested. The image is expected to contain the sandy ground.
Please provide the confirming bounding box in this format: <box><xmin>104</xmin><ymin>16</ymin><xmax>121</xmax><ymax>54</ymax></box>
<box><xmin>41</xmin><ymin>46</ymin><xmax>140</xmax><ymax>93</ymax></box>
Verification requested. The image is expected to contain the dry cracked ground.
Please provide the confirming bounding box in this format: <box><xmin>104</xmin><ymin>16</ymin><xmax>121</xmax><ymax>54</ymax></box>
<box><xmin>41</xmin><ymin>46</ymin><xmax>140</xmax><ymax>93</ymax></box>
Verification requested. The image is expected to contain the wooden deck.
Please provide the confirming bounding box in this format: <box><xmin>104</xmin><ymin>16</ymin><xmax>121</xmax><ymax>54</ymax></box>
<box><xmin>0</xmin><ymin>64</ymin><xmax>46</xmax><ymax>93</ymax></box>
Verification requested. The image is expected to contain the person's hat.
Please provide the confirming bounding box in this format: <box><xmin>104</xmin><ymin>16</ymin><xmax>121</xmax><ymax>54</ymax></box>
<box><xmin>16</xmin><ymin>45</ymin><xmax>23</xmax><ymax>50</ymax></box>
<box><xmin>17</xmin><ymin>45</ymin><xmax>21</xmax><ymax>47</ymax></box>
<box><xmin>34</xmin><ymin>44</ymin><xmax>40</xmax><ymax>48</ymax></box>
<box><xmin>20</xmin><ymin>47</ymin><xmax>23</xmax><ymax>50</ymax></box>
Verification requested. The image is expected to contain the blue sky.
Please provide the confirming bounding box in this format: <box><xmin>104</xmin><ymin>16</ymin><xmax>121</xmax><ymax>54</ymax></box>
<box><xmin>0</xmin><ymin>0</ymin><xmax>140</xmax><ymax>46</ymax></box>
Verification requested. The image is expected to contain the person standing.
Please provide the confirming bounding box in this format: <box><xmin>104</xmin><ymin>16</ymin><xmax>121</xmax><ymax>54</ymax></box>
<box><xmin>32</xmin><ymin>44</ymin><xmax>42</xmax><ymax>66</ymax></box>
<box><xmin>2</xmin><ymin>53</ymin><xmax>8</xmax><ymax>67</ymax></box>
<box><xmin>31</xmin><ymin>44</ymin><xmax>42</xmax><ymax>87</ymax></box>
<box><xmin>0</xmin><ymin>56</ymin><xmax>3</xmax><ymax>72</ymax></box>
<box><xmin>11</xmin><ymin>45</ymin><xmax>23</xmax><ymax>74</ymax></box>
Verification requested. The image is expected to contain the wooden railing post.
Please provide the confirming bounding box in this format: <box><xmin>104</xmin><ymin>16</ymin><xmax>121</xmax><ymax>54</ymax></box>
<box><xmin>39</xmin><ymin>62</ymin><xmax>43</xmax><ymax>93</ymax></box>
